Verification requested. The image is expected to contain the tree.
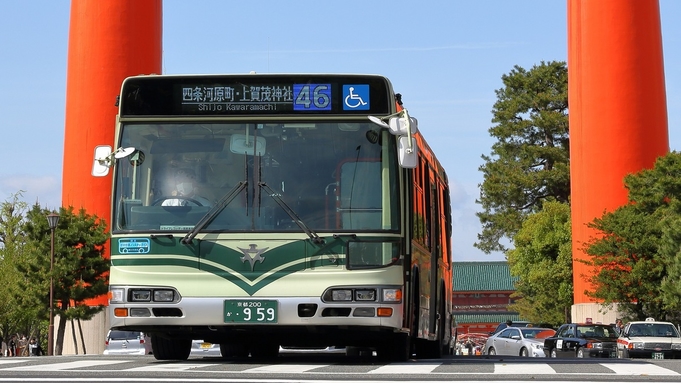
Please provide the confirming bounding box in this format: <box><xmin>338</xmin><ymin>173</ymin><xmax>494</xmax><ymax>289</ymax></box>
<box><xmin>583</xmin><ymin>152</ymin><xmax>681</xmax><ymax>321</ymax></box>
<box><xmin>476</xmin><ymin>61</ymin><xmax>570</xmax><ymax>254</ymax></box>
<box><xmin>506</xmin><ymin>201</ymin><xmax>573</xmax><ymax>326</ymax></box>
<box><xmin>0</xmin><ymin>192</ymin><xmax>42</xmax><ymax>348</ymax></box>
<box><xmin>660</xmin><ymin>198</ymin><xmax>681</xmax><ymax>319</ymax></box>
<box><xmin>17</xmin><ymin>204</ymin><xmax>110</xmax><ymax>355</ymax></box>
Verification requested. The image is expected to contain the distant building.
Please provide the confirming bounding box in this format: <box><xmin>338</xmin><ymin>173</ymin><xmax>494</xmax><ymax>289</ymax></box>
<box><xmin>453</xmin><ymin>261</ymin><xmax>520</xmax><ymax>334</ymax></box>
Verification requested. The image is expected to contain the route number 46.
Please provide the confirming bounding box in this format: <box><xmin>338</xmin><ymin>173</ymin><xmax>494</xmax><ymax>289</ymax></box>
<box><xmin>293</xmin><ymin>84</ymin><xmax>331</xmax><ymax>111</ymax></box>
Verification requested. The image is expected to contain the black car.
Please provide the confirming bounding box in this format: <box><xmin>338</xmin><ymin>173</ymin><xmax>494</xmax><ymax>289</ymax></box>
<box><xmin>543</xmin><ymin>323</ymin><xmax>618</xmax><ymax>358</ymax></box>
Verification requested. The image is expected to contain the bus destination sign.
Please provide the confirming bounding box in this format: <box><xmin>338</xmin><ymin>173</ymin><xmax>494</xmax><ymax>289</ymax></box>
<box><xmin>120</xmin><ymin>75</ymin><xmax>391</xmax><ymax>116</ymax></box>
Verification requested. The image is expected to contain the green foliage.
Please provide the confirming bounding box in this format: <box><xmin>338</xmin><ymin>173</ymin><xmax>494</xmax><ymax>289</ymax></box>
<box><xmin>660</xmin><ymin>199</ymin><xmax>681</xmax><ymax>316</ymax></box>
<box><xmin>0</xmin><ymin>192</ymin><xmax>38</xmax><ymax>343</ymax></box>
<box><xmin>583</xmin><ymin>152</ymin><xmax>681</xmax><ymax>321</ymax></box>
<box><xmin>507</xmin><ymin>201</ymin><xmax>573</xmax><ymax>326</ymax></box>
<box><xmin>20</xmin><ymin>204</ymin><xmax>110</xmax><ymax>321</ymax></box>
<box><xmin>476</xmin><ymin>61</ymin><xmax>570</xmax><ymax>254</ymax></box>
<box><xmin>2</xmin><ymin>201</ymin><xmax>111</xmax><ymax>354</ymax></box>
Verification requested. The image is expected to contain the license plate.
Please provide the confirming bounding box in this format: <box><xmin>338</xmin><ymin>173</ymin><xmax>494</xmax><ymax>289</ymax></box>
<box><xmin>653</xmin><ymin>352</ymin><xmax>665</xmax><ymax>359</ymax></box>
<box><xmin>224</xmin><ymin>300</ymin><xmax>277</xmax><ymax>323</ymax></box>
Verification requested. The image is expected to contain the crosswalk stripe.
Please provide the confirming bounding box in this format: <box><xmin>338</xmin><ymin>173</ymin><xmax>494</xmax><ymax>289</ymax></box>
<box><xmin>0</xmin><ymin>358</ymin><xmax>680</xmax><ymax>376</ymax></box>
<box><xmin>126</xmin><ymin>363</ymin><xmax>217</xmax><ymax>372</ymax></box>
<box><xmin>600</xmin><ymin>363</ymin><xmax>680</xmax><ymax>375</ymax></box>
<box><xmin>245</xmin><ymin>364</ymin><xmax>328</xmax><ymax>373</ymax></box>
<box><xmin>494</xmin><ymin>362</ymin><xmax>556</xmax><ymax>374</ymax></box>
<box><xmin>1</xmin><ymin>360</ymin><xmax>132</xmax><ymax>371</ymax></box>
<box><xmin>369</xmin><ymin>363</ymin><xmax>441</xmax><ymax>374</ymax></box>
<box><xmin>0</xmin><ymin>360</ymin><xmax>25</xmax><ymax>366</ymax></box>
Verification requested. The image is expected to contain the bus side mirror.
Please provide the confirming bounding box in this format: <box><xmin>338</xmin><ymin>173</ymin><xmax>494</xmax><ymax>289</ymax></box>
<box><xmin>92</xmin><ymin>145</ymin><xmax>136</xmax><ymax>177</ymax></box>
<box><xmin>398</xmin><ymin>136</ymin><xmax>417</xmax><ymax>168</ymax></box>
<box><xmin>92</xmin><ymin>145</ymin><xmax>113</xmax><ymax>177</ymax></box>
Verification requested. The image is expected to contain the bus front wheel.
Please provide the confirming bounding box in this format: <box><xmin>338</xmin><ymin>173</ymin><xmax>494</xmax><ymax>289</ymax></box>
<box><xmin>151</xmin><ymin>335</ymin><xmax>191</xmax><ymax>360</ymax></box>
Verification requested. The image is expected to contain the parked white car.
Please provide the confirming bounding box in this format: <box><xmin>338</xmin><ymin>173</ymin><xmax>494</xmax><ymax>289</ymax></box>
<box><xmin>103</xmin><ymin>330</ymin><xmax>152</xmax><ymax>355</ymax></box>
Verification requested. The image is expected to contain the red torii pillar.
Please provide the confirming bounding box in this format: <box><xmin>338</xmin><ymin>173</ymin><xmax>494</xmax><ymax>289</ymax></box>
<box><xmin>61</xmin><ymin>0</ymin><xmax>162</xmax><ymax>352</ymax></box>
<box><xmin>568</xmin><ymin>0</ymin><xmax>668</xmax><ymax>321</ymax></box>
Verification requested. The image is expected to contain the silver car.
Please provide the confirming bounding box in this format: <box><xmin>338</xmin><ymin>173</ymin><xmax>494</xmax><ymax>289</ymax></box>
<box><xmin>190</xmin><ymin>340</ymin><xmax>222</xmax><ymax>357</ymax></box>
<box><xmin>103</xmin><ymin>330</ymin><xmax>152</xmax><ymax>355</ymax></box>
<box><xmin>484</xmin><ymin>327</ymin><xmax>555</xmax><ymax>357</ymax></box>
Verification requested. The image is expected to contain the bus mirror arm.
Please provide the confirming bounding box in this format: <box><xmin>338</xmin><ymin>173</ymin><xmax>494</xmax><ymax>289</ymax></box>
<box><xmin>367</xmin><ymin>110</ymin><xmax>419</xmax><ymax>169</ymax></box>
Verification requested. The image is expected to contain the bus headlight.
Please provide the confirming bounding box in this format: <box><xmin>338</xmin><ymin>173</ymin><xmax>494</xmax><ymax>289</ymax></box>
<box><xmin>130</xmin><ymin>289</ymin><xmax>152</xmax><ymax>302</ymax></box>
<box><xmin>153</xmin><ymin>289</ymin><xmax>175</xmax><ymax>302</ymax></box>
<box><xmin>110</xmin><ymin>288</ymin><xmax>125</xmax><ymax>303</ymax></box>
<box><xmin>355</xmin><ymin>289</ymin><xmax>376</xmax><ymax>301</ymax></box>
<box><xmin>331</xmin><ymin>290</ymin><xmax>353</xmax><ymax>301</ymax></box>
<box><xmin>382</xmin><ymin>288</ymin><xmax>402</xmax><ymax>302</ymax></box>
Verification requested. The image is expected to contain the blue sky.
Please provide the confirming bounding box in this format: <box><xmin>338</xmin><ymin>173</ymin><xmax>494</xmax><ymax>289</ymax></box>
<box><xmin>1</xmin><ymin>1</ymin><xmax>679</xmax><ymax>262</ymax></box>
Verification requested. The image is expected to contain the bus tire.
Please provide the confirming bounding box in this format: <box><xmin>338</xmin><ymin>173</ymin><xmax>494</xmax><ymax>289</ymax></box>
<box><xmin>249</xmin><ymin>342</ymin><xmax>279</xmax><ymax>360</ymax></box>
<box><xmin>378</xmin><ymin>334</ymin><xmax>411</xmax><ymax>362</ymax></box>
<box><xmin>151</xmin><ymin>335</ymin><xmax>191</xmax><ymax>361</ymax></box>
<box><xmin>220</xmin><ymin>343</ymin><xmax>249</xmax><ymax>359</ymax></box>
<box><xmin>345</xmin><ymin>346</ymin><xmax>361</xmax><ymax>357</ymax></box>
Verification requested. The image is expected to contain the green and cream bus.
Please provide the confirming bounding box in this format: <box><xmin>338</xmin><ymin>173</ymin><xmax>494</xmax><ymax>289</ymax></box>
<box><xmin>92</xmin><ymin>73</ymin><xmax>453</xmax><ymax>361</ymax></box>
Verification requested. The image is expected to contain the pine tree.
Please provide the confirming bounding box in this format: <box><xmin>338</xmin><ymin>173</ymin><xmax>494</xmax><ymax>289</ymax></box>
<box><xmin>476</xmin><ymin>61</ymin><xmax>570</xmax><ymax>254</ymax></box>
<box><xmin>18</xmin><ymin>205</ymin><xmax>110</xmax><ymax>355</ymax></box>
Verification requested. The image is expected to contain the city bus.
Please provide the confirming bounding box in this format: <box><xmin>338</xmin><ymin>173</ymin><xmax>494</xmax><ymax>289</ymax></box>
<box><xmin>92</xmin><ymin>73</ymin><xmax>453</xmax><ymax>361</ymax></box>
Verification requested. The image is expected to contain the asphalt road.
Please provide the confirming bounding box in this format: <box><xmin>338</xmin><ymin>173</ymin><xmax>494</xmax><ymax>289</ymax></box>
<box><xmin>0</xmin><ymin>353</ymin><xmax>680</xmax><ymax>382</ymax></box>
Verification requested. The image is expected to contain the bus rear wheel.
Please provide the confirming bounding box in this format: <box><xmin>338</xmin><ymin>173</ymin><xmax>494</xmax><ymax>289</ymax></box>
<box><xmin>151</xmin><ymin>335</ymin><xmax>191</xmax><ymax>360</ymax></box>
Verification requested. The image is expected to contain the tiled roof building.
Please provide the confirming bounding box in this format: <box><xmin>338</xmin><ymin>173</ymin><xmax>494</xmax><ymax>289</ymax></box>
<box><xmin>453</xmin><ymin>261</ymin><xmax>522</xmax><ymax>334</ymax></box>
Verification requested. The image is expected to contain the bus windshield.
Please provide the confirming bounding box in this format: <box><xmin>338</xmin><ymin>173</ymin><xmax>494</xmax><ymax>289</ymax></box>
<box><xmin>113</xmin><ymin>121</ymin><xmax>399</xmax><ymax>233</ymax></box>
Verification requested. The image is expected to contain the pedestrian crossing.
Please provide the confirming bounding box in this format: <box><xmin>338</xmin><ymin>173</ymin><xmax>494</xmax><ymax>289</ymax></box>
<box><xmin>0</xmin><ymin>358</ymin><xmax>678</xmax><ymax>376</ymax></box>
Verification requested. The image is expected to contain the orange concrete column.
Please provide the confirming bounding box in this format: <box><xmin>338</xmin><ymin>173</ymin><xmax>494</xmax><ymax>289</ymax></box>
<box><xmin>568</xmin><ymin>0</ymin><xmax>668</xmax><ymax>304</ymax></box>
<box><xmin>62</xmin><ymin>1</ymin><xmax>162</xmax><ymax>304</ymax></box>
<box><xmin>62</xmin><ymin>0</ymin><xmax>162</xmax><ymax>220</ymax></box>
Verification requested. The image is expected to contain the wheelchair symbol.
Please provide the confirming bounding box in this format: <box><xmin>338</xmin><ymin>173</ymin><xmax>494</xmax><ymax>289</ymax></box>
<box><xmin>344</xmin><ymin>87</ymin><xmax>368</xmax><ymax>108</ymax></box>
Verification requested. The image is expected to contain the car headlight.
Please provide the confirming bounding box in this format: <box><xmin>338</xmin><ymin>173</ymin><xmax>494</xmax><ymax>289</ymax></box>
<box><xmin>531</xmin><ymin>343</ymin><xmax>543</xmax><ymax>350</ymax></box>
<box><xmin>629</xmin><ymin>342</ymin><xmax>644</xmax><ymax>349</ymax></box>
<box><xmin>589</xmin><ymin>342</ymin><xmax>603</xmax><ymax>349</ymax></box>
<box><xmin>672</xmin><ymin>343</ymin><xmax>681</xmax><ymax>350</ymax></box>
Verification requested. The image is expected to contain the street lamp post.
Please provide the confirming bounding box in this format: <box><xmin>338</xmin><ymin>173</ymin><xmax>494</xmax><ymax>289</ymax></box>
<box><xmin>46</xmin><ymin>212</ymin><xmax>59</xmax><ymax>357</ymax></box>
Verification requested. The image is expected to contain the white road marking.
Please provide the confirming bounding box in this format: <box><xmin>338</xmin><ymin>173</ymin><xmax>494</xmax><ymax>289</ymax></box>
<box><xmin>127</xmin><ymin>363</ymin><xmax>218</xmax><ymax>372</ymax></box>
<box><xmin>369</xmin><ymin>363</ymin><xmax>441</xmax><ymax>374</ymax></box>
<box><xmin>1</xmin><ymin>359</ymin><xmax>132</xmax><ymax>371</ymax></box>
<box><xmin>494</xmin><ymin>362</ymin><xmax>557</xmax><ymax>374</ymax></box>
<box><xmin>244</xmin><ymin>364</ymin><xmax>328</xmax><ymax>373</ymax></box>
<box><xmin>600</xmin><ymin>362</ymin><xmax>680</xmax><ymax>375</ymax></box>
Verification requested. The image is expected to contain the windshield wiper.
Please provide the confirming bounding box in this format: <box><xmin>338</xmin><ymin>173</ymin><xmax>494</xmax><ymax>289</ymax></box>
<box><xmin>181</xmin><ymin>181</ymin><xmax>247</xmax><ymax>245</ymax></box>
<box><xmin>259</xmin><ymin>182</ymin><xmax>324</xmax><ymax>245</ymax></box>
